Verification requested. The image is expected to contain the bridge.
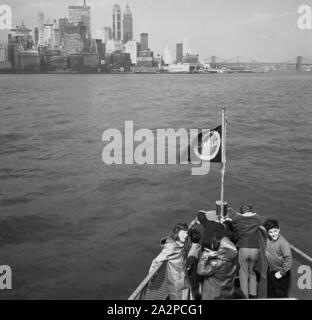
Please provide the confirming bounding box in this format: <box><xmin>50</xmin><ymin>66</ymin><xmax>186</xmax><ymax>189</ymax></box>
<box><xmin>202</xmin><ymin>56</ymin><xmax>312</xmax><ymax>72</ymax></box>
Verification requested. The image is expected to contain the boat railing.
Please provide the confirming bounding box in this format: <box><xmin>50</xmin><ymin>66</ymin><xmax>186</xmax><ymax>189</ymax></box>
<box><xmin>128</xmin><ymin>260</ymin><xmax>169</xmax><ymax>300</ymax></box>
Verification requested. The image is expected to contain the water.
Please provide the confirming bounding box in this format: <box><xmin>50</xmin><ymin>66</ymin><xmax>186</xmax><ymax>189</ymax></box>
<box><xmin>0</xmin><ymin>72</ymin><xmax>311</xmax><ymax>300</ymax></box>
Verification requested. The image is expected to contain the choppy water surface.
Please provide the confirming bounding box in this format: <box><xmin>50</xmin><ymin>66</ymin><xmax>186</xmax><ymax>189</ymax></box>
<box><xmin>0</xmin><ymin>73</ymin><xmax>311</xmax><ymax>299</ymax></box>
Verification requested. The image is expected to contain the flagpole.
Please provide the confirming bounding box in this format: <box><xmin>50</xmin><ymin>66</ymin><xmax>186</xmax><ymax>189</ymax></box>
<box><xmin>220</xmin><ymin>107</ymin><xmax>227</xmax><ymax>217</ymax></box>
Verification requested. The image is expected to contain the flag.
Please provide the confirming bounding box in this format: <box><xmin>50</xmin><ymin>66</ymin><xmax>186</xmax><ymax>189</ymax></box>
<box><xmin>188</xmin><ymin>125</ymin><xmax>222</xmax><ymax>163</ymax></box>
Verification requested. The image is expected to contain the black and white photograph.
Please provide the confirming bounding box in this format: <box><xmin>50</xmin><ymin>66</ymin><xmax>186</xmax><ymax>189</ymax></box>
<box><xmin>0</xmin><ymin>0</ymin><xmax>312</xmax><ymax>303</ymax></box>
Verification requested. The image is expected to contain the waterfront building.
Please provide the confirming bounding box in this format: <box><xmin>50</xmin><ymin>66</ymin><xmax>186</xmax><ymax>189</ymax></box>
<box><xmin>69</xmin><ymin>0</ymin><xmax>91</xmax><ymax>39</ymax></box>
<box><xmin>140</xmin><ymin>33</ymin><xmax>148</xmax><ymax>51</ymax></box>
<box><xmin>0</xmin><ymin>30</ymin><xmax>10</xmax><ymax>68</ymax></box>
<box><xmin>138</xmin><ymin>50</ymin><xmax>153</xmax><ymax>58</ymax></box>
<box><xmin>182</xmin><ymin>54</ymin><xmax>199</xmax><ymax>72</ymax></box>
<box><xmin>123</xmin><ymin>4</ymin><xmax>133</xmax><ymax>43</ymax></box>
<box><xmin>19</xmin><ymin>50</ymin><xmax>40</xmax><ymax>70</ymax></box>
<box><xmin>176</xmin><ymin>43</ymin><xmax>183</xmax><ymax>63</ymax></box>
<box><xmin>163</xmin><ymin>46</ymin><xmax>173</xmax><ymax>65</ymax></box>
<box><xmin>137</xmin><ymin>56</ymin><xmax>153</xmax><ymax>68</ymax></box>
<box><xmin>113</xmin><ymin>4</ymin><xmax>122</xmax><ymax>41</ymax></box>
<box><xmin>125</xmin><ymin>40</ymin><xmax>137</xmax><ymax>65</ymax></box>
<box><xmin>110</xmin><ymin>51</ymin><xmax>131</xmax><ymax>72</ymax></box>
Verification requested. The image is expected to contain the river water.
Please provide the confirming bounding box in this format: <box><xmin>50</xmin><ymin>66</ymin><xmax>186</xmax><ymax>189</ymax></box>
<box><xmin>0</xmin><ymin>72</ymin><xmax>311</xmax><ymax>299</ymax></box>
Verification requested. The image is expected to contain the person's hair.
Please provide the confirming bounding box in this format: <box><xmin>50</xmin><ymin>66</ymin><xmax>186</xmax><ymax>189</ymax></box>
<box><xmin>211</xmin><ymin>233</ymin><xmax>223</xmax><ymax>251</ymax></box>
<box><xmin>240</xmin><ymin>204</ymin><xmax>253</xmax><ymax>214</ymax></box>
<box><xmin>171</xmin><ymin>223</ymin><xmax>188</xmax><ymax>241</ymax></box>
<box><xmin>189</xmin><ymin>228</ymin><xmax>201</xmax><ymax>244</ymax></box>
<box><xmin>203</xmin><ymin>233</ymin><xmax>223</xmax><ymax>251</ymax></box>
<box><xmin>223</xmin><ymin>220</ymin><xmax>234</xmax><ymax>233</ymax></box>
<box><xmin>264</xmin><ymin>219</ymin><xmax>279</xmax><ymax>231</ymax></box>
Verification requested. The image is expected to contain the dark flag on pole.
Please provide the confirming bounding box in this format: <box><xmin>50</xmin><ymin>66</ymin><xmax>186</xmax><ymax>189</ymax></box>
<box><xmin>188</xmin><ymin>125</ymin><xmax>223</xmax><ymax>163</ymax></box>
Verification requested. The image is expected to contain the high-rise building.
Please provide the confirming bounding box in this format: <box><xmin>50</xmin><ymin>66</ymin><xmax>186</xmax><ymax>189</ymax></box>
<box><xmin>43</xmin><ymin>23</ymin><xmax>53</xmax><ymax>47</ymax></box>
<box><xmin>140</xmin><ymin>33</ymin><xmax>148</xmax><ymax>51</ymax></box>
<box><xmin>59</xmin><ymin>18</ymin><xmax>69</xmax><ymax>46</ymax></box>
<box><xmin>34</xmin><ymin>27</ymin><xmax>39</xmax><ymax>45</ymax></box>
<box><xmin>112</xmin><ymin>4</ymin><xmax>121</xmax><ymax>41</ymax></box>
<box><xmin>69</xmin><ymin>0</ymin><xmax>91</xmax><ymax>39</ymax></box>
<box><xmin>104</xmin><ymin>27</ymin><xmax>112</xmax><ymax>43</ymax></box>
<box><xmin>0</xmin><ymin>30</ymin><xmax>9</xmax><ymax>65</ymax></box>
<box><xmin>163</xmin><ymin>46</ymin><xmax>173</xmax><ymax>65</ymax></box>
<box><xmin>123</xmin><ymin>5</ymin><xmax>133</xmax><ymax>43</ymax></box>
<box><xmin>176</xmin><ymin>43</ymin><xmax>183</xmax><ymax>63</ymax></box>
<box><xmin>125</xmin><ymin>40</ymin><xmax>137</xmax><ymax>65</ymax></box>
<box><xmin>63</xmin><ymin>22</ymin><xmax>87</xmax><ymax>55</ymax></box>
<box><xmin>38</xmin><ymin>12</ymin><xmax>44</xmax><ymax>46</ymax></box>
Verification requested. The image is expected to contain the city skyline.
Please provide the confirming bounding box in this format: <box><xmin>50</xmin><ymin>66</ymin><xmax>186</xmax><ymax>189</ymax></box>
<box><xmin>4</xmin><ymin>0</ymin><xmax>312</xmax><ymax>62</ymax></box>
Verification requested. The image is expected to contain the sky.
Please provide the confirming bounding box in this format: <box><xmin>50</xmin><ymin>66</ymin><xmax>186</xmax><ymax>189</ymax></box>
<box><xmin>4</xmin><ymin>0</ymin><xmax>312</xmax><ymax>62</ymax></box>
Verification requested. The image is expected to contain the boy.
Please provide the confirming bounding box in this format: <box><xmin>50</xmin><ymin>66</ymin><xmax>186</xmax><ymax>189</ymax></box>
<box><xmin>264</xmin><ymin>219</ymin><xmax>292</xmax><ymax>298</ymax></box>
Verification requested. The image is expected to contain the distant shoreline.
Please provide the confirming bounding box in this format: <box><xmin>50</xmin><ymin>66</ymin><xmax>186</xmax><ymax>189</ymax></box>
<box><xmin>0</xmin><ymin>70</ymin><xmax>299</xmax><ymax>75</ymax></box>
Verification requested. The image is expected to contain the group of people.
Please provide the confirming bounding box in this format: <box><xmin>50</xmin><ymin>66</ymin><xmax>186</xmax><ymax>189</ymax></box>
<box><xmin>149</xmin><ymin>204</ymin><xmax>293</xmax><ymax>300</ymax></box>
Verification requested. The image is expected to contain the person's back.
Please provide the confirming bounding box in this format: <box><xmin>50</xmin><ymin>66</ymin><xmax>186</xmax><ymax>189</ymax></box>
<box><xmin>197</xmin><ymin>235</ymin><xmax>238</xmax><ymax>300</ymax></box>
<box><xmin>228</xmin><ymin>205</ymin><xmax>263</xmax><ymax>298</ymax></box>
<box><xmin>198</xmin><ymin>211</ymin><xmax>232</xmax><ymax>249</ymax></box>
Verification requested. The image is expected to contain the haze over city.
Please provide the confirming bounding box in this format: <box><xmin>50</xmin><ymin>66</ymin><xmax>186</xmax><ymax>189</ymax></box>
<box><xmin>4</xmin><ymin>0</ymin><xmax>312</xmax><ymax>62</ymax></box>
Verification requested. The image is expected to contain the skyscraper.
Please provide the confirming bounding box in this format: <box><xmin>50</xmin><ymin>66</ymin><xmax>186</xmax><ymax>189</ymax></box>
<box><xmin>176</xmin><ymin>43</ymin><xmax>183</xmax><ymax>63</ymax></box>
<box><xmin>113</xmin><ymin>4</ymin><xmax>121</xmax><ymax>41</ymax></box>
<box><xmin>140</xmin><ymin>33</ymin><xmax>148</xmax><ymax>51</ymax></box>
<box><xmin>123</xmin><ymin>4</ymin><xmax>133</xmax><ymax>43</ymax></box>
<box><xmin>38</xmin><ymin>12</ymin><xmax>44</xmax><ymax>46</ymax></box>
<box><xmin>69</xmin><ymin>0</ymin><xmax>91</xmax><ymax>39</ymax></box>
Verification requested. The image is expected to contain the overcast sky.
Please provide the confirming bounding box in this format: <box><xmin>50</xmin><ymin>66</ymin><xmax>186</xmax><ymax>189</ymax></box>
<box><xmin>5</xmin><ymin>0</ymin><xmax>312</xmax><ymax>62</ymax></box>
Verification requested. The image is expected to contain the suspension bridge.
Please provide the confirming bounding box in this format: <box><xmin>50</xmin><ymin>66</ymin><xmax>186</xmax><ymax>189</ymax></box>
<box><xmin>202</xmin><ymin>56</ymin><xmax>312</xmax><ymax>71</ymax></box>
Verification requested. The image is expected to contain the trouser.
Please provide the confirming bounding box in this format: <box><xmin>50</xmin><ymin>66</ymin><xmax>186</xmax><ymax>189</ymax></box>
<box><xmin>238</xmin><ymin>248</ymin><xmax>260</xmax><ymax>298</ymax></box>
<box><xmin>267</xmin><ymin>269</ymin><xmax>291</xmax><ymax>298</ymax></box>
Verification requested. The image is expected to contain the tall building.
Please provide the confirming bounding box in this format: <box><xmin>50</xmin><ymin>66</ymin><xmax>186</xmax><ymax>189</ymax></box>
<box><xmin>59</xmin><ymin>18</ymin><xmax>69</xmax><ymax>46</ymax></box>
<box><xmin>104</xmin><ymin>27</ymin><xmax>112</xmax><ymax>43</ymax></box>
<box><xmin>163</xmin><ymin>46</ymin><xmax>173</xmax><ymax>65</ymax></box>
<box><xmin>34</xmin><ymin>28</ymin><xmax>39</xmax><ymax>45</ymax></box>
<box><xmin>43</xmin><ymin>23</ymin><xmax>53</xmax><ymax>47</ymax></box>
<box><xmin>125</xmin><ymin>40</ymin><xmax>137</xmax><ymax>65</ymax></box>
<box><xmin>38</xmin><ymin>12</ymin><xmax>44</xmax><ymax>46</ymax></box>
<box><xmin>123</xmin><ymin>4</ymin><xmax>133</xmax><ymax>43</ymax></box>
<box><xmin>69</xmin><ymin>0</ymin><xmax>91</xmax><ymax>39</ymax></box>
<box><xmin>0</xmin><ymin>30</ymin><xmax>9</xmax><ymax>65</ymax></box>
<box><xmin>176</xmin><ymin>43</ymin><xmax>183</xmax><ymax>63</ymax></box>
<box><xmin>63</xmin><ymin>22</ymin><xmax>87</xmax><ymax>55</ymax></box>
<box><xmin>112</xmin><ymin>4</ymin><xmax>121</xmax><ymax>41</ymax></box>
<box><xmin>140</xmin><ymin>33</ymin><xmax>148</xmax><ymax>51</ymax></box>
